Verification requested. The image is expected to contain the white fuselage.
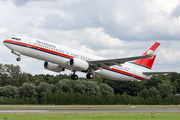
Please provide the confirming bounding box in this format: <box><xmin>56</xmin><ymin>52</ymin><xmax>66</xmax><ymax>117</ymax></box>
<box><xmin>3</xmin><ymin>37</ymin><xmax>151</xmax><ymax>81</ymax></box>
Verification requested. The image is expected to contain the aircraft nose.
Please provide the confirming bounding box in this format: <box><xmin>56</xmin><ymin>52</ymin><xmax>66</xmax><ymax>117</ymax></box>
<box><xmin>3</xmin><ymin>39</ymin><xmax>9</xmax><ymax>47</ymax></box>
<box><xmin>3</xmin><ymin>39</ymin><xmax>7</xmax><ymax>44</ymax></box>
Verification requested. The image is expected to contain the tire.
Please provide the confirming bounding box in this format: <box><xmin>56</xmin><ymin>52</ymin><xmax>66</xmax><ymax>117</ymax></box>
<box><xmin>71</xmin><ymin>74</ymin><xmax>78</xmax><ymax>80</ymax></box>
<box><xmin>16</xmin><ymin>57</ymin><xmax>21</xmax><ymax>61</ymax></box>
<box><xmin>86</xmin><ymin>73</ymin><xmax>94</xmax><ymax>79</ymax></box>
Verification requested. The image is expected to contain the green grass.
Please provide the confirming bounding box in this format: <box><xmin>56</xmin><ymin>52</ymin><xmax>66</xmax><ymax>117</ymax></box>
<box><xmin>0</xmin><ymin>113</ymin><xmax>180</xmax><ymax>120</ymax></box>
<box><xmin>0</xmin><ymin>105</ymin><xmax>180</xmax><ymax>110</ymax></box>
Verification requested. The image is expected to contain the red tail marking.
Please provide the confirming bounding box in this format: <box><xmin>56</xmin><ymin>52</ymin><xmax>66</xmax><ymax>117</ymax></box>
<box><xmin>133</xmin><ymin>42</ymin><xmax>160</xmax><ymax>69</ymax></box>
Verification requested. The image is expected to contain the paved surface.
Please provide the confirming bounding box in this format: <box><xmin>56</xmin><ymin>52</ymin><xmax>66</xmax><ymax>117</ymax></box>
<box><xmin>0</xmin><ymin>109</ymin><xmax>180</xmax><ymax>113</ymax></box>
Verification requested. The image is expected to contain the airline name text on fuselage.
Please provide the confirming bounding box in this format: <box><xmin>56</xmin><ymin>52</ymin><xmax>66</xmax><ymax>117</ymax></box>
<box><xmin>36</xmin><ymin>40</ymin><xmax>56</xmax><ymax>48</ymax></box>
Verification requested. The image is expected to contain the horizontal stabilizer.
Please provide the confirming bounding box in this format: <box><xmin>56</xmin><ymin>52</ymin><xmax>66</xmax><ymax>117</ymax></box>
<box><xmin>143</xmin><ymin>72</ymin><xmax>177</xmax><ymax>76</ymax></box>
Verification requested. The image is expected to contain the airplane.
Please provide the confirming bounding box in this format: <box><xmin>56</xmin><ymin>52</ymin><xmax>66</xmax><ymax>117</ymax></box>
<box><xmin>3</xmin><ymin>37</ymin><xmax>175</xmax><ymax>81</ymax></box>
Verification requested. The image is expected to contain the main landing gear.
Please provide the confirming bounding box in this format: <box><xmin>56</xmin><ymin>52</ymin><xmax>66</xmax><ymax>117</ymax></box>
<box><xmin>71</xmin><ymin>74</ymin><xmax>78</xmax><ymax>80</ymax></box>
<box><xmin>71</xmin><ymin>72</ymin><xmax>94</xmax><ymax>80</ymax></box>
<box><xmin>86</xmin><ymin>73</ymin><xmax>94</xmax><ymax>79</ymax></box>
<box><xmin>11</xmin><ymin>50</ymin><xmax>21</xmax><ymax>61</ymax></box>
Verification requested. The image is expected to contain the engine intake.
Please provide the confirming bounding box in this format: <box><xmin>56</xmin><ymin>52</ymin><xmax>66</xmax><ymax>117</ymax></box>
<box><xmin>69</xmin><ymin>58</ymin><xmax>89</xmax><ymax>71</ymax></box>
<box><xmin>44</xmin><ymin>62</ymin><xmax>64</xmax><ymax>73</ymax></box>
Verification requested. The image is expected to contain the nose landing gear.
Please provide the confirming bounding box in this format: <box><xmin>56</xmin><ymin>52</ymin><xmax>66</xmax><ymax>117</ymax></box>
<box><xmin>11</xmin><ymin>50</ymin><xmax>21</xmax><ymax>61</ymax></box>
<box><xmin>16</xmin><ymin>57</ymin><xmax>21</xmax><ymax>61</ymax></box>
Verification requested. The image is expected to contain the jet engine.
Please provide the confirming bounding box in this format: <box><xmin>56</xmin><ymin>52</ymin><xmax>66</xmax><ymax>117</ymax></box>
<box><xmin>44</xmin><ymin>62</ymin><xmax>65</xmax><ymax>73</ymax></box>
<box><xmin>69</xmin><ymin>58</ymin><xmax>89</xmax><ymax>71</ymax></box>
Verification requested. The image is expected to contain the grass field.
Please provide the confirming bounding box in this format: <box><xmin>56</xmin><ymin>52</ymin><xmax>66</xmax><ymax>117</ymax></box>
<box><xmin>0</xmin><ymin>105</ymin><xmax>179</xmax><ymax>120</ymax></box>
<box><xmin>0</xmin><ymin>113</ymin><xmax>180</xmax><ymax>120</ymax></box>
<box><xmin>0</xmin><ymin>105</ymin><xmax>180</xmax><ymax>110</ymax></box>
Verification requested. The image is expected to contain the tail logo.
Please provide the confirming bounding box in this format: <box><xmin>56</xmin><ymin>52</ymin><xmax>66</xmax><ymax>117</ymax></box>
<box><xmin>147</xmin><ymin>50</ymin><xmax>153</xmax><ymax>55</ymax></box>
<box><xmin>147</xmin><ymin>50</ymin><xmax>154</xmax><ymax>59</ymax></box>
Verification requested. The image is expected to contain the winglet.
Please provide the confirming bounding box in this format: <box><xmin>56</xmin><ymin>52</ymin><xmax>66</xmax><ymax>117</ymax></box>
<box><xmin>132</xmin><ymin>42</ymin><xmax>161</xmax><ymax>69</ymax></box>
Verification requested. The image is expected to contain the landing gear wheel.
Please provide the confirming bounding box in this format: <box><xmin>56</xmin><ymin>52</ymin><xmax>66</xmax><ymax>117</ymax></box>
<box><xmin>86</xmin><ymin>73</ymin><xmax>94</xmax><ymax>79</ymax></box>
<box><xmin>71</xmin><ymin>74</ymin><xmax>78</xmax><ymax>80</ymax></box>
<box><xmin>16</xmin><ymin>57</ymin><xmax>21</xmax><ymax>61</ymax></box>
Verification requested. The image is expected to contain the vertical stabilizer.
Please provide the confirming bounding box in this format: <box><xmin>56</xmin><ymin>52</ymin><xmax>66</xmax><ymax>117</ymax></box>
<box><xmin>132</xmin><ymin>42</ymin><xmax>161</xmax><ymax>69</ymax></box>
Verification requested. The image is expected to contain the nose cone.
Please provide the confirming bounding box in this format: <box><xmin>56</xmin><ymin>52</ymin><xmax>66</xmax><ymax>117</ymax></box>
<box><xmin>3</xmin><ymin>39</ymin><xmax>9</xmax><ymax>47</ymax></box>
<box><xmin>3</xmin><ymin>39</ymin><xmax>12</xmax><ymax>50</ymax></box>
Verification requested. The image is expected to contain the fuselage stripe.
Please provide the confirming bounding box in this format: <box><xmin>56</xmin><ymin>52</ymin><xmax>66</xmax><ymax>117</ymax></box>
<box><xmin>130</xmin><ymin>62</ymin><xmax>151</xmax><ymax>69</ymax></box>
<box><xmin>102</xmin><ymin>66</ymin><xmax>146</xmax><ymax>80</ymax></box>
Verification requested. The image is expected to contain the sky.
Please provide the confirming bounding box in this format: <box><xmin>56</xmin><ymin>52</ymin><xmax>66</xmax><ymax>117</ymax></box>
<box><xmin>0</xmin><ymin>0</ymin><xmax>180</xmax><ymax>76</ymax></box>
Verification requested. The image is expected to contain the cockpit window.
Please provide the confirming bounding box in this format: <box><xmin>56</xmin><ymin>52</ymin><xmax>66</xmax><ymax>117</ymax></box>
<box><xmin>11</xmin><ymin>37</ymin><xmax>21</xmax><ymax>41</ymax></box>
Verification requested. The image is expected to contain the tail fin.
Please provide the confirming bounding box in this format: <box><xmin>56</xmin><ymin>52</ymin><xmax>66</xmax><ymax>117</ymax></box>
<box><xmin>132</xmin><ymin>42</ymin><xmax>161</xmax><ymax>69</ymax></box>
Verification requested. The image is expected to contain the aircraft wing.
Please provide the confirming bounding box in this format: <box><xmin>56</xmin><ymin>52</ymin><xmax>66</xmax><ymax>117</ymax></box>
<box><xmin>88</xmin><ymin>54</ymin><xmax>154</xmax><ymax>69</ymax></box>
<box><xmin>143</xmin><ymin>72</ymin><xmax>177</xmax><ymax>76</ymax></box>
<box><xmin>88</xmin><ymin>43</ymin><xmax>160</xmax><ymax>69</ymax></box>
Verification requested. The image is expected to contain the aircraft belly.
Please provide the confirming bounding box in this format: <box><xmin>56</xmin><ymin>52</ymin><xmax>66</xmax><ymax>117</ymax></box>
<box><xmin>95</xmin><ymin>69</ymin><xmax>138</xmax><ymax>81</ymax></box>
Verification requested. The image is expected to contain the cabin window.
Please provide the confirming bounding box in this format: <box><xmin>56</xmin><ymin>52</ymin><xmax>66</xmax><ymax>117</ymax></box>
<box><xmin>11</xmin><ymin>37</ymin><xmax>21</xmax><ymax>41</ymax></box>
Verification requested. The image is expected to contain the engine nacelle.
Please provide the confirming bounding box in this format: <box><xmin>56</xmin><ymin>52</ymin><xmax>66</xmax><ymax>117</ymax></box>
<box><xmin>44</xmin><ymin>62</ymin><xmax>65</xmax><ymax>73</ymax></box>
<box><xmin>69</xmin><ymin>58</ymin><xmax>89</xmax><ymax>71</ymax></box>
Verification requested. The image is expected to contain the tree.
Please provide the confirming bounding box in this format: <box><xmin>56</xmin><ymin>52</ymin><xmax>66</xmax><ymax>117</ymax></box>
<box><xmin>172</xmin><ymin>78</ymin><xmax>180</xmax><ymax>93</ymax></box>
<box><xmin>36</xmin><ymin>82</ymin><xmax>53</xmax><ymax>97</ymax></box>
<box><xmin>0</xmin><ymin>64</ymin><xmax>30</xmax><ymax>87</ymax></box>
<box><xmin>19</xmin><ymin>83</ymin><xmax>37</xmax><ymax>97</ymax></box>
<box><xmin>73</xmin><ymin>80</ymin><xmax>86</xmax><ymax>94</ymax></box>
<box><xmin>81</xmin><ymin>80</ymin><xmax>100</xmax><ymax>95</ymax></box>
<box><xmin>140</xmin><ymin>88</ymin><xmax>149</xmax><ymax>99</ymax></box>
<box><xmin>3</xmin><ymin>64</ymin><xmax>21</xmax><ymax>86</ymax></box>
<box><xmin>145</xmin><ymin>76</ymin><xmax>162</xmax><ymax>89</ymax></box>
<box><xmin>158</xmin><ymin>81</ymin><xmax>173</xmax><ymax>98</ymax></box>
<box><xmin>0</xmin><ymin>85</ymin><xmax>19</xmax><ymax>98</ymax></box>
<box><xmin>99</xmin><ymin>83</ymin><xmax>114</xmax><ymax>96</ymax></box>
<box><xmin>148</xmin><ymin>87</ymin><xmax>160</xmax><ymax>97</ymax></box>
<box><xmin>105</xmin><ymin>93</ymin><xmax>115</xmax><ymax>105</ymax></box>
<box><xmin>90</xmin><ymin>76</ymin><xmax>103</xmax><ymax>84</ymax></box>
<box><xmin>54</xmin><ymin>79</ymin><xmax>74</xmax><ymax>93</ymax></box>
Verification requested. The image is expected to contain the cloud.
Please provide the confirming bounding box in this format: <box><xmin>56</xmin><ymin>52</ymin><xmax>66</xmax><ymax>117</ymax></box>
<box><xmin>40</xmin><ymin>0</ymin><xmax>180</xmax><ymax>41</ymax></box>
<box><xmin>0</xmin><ymin>28</ymin><xmax>8</xmax><ymax>34</ymax></box>
<box><xmin>170</xmin><ymin>3</ymin><xmax>180</xmax><ymax>18</ymax></box>
<box><xmin>11</xmin><ymin>0</ymin><xmax>32</xmax><ymax>6</ymax></box>
<box><xmin>0</xmin><ymin>0</ymin><xmax>180</xmax><ymax>75</ymax></box>
<box><xmin>11</xmin><ymin>0</ymin><xmax>54</xmax><ymax>6</ymax></box>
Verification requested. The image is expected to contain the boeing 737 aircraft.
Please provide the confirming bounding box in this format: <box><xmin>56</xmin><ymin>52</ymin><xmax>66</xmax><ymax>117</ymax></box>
<box><xmin>3</xmin><ymin>37</ymin><xmax>175</xmax><ymax>81</ymax></box>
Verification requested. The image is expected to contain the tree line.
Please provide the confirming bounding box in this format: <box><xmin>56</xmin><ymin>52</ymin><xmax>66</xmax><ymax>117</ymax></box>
<box><xmin>0</xmin><ymin>63</ymin><xmax>180</xmax><ymax>105</ymax></box>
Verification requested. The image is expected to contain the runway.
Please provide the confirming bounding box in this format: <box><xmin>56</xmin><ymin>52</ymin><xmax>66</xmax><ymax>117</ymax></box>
<box><xmin>0</xmin><ymin>109</ymin><xmax>180</xmax><ymax>113</ymax></box>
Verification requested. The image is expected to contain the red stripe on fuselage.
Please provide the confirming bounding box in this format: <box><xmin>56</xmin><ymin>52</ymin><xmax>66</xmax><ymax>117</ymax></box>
<box><xmin>103</xmin><ymin>66</ymin><xmax>146</xmax><ymax>80</ymax></box>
